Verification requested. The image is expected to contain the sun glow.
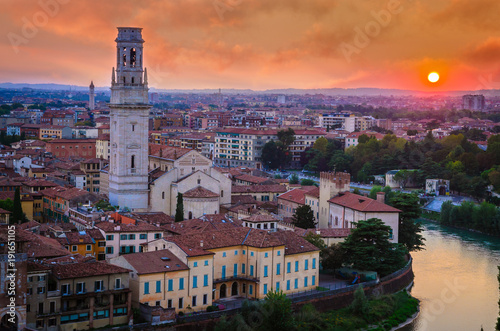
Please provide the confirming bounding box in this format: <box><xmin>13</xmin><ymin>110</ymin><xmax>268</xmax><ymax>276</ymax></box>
<box><xmin>428</xmin><ymin>72</ymin><xmax>440</xmax><ymax>83</ymax></box>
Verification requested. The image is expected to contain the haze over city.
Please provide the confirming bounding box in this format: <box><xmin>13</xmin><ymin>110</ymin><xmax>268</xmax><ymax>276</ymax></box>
<box><xmin>3</xmin><ymin>0</ymin><xmax>500</xmax><ymax>91</ymax></box>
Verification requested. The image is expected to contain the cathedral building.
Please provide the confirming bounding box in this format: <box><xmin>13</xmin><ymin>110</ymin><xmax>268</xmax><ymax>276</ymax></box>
<box><xmin>105</xmin><ymin>28</ymin><xmax>230</xmax><ymax>216</ymax></box>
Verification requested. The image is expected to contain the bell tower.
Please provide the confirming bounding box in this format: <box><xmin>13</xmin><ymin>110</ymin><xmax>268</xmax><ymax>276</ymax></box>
<box><xmin>108</xmin><ymin>27</ymin><xmax>150</xmax><ymax>211</ymax></box>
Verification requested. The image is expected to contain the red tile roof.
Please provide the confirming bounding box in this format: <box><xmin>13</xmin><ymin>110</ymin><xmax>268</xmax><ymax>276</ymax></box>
<box><xmin>234</xmin><ymin>174</ymin><xmax>269</xmax><ymax>184</ymax></box>
<box><xmin>328</xmin><ymin>192</ymin><xmax>401</xmax><ymax>213</ymax></box>
<box><xmin>245</xmin><ymin>214</ymin><xmax>278</xmax><ymax>223</ymax></box>
<box><xmin>51</xmin><ymin>260</ymin><xmax>131</xmax><ymax>279</ymax></box>
<box><xmin>95</xmin><ymin>220</ymin><xmax>162</xmax><ymax>233</ymax></box>
<box><xmin>232</xmin><ymin>184</ymin><xmax>287</xmax><ymax>194</ymax></box>
<box><xmin>183</xmin><ymin>186</ymin><xmax>219</xmax><ymax>198</ymax></box>
<box><xmin>149</xmin><ymin>144</ymin><xmax>192</xmax><ymax>160</ymax></box>
<box><xmin>277</xmin><ymin>188</ymin><xmax>309</xmax><ymax>205</ymax></box>
<box><xmin>120</xmin><ymin>249</ymin><xmax>189</xmax><ymax>275</ymax></box>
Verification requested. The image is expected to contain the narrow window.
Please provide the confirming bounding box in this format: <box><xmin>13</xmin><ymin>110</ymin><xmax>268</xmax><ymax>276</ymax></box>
<box><xmin>122</xmin><ymin>47</ymin><xmax>127</xmax><ymax>66</ymax></box>
<box><xmin>130</xmin><ymin>48</ymin><xmax>136</xmax><ymax>67</ymax></box>
<box><xmin>131</xmin><ymin>155</ymin><xmax>135</xmax><ymax>169</ymax></box>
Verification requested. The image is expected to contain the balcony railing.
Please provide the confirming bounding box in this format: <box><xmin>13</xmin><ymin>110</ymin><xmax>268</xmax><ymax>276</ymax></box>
<box><xmin>61</xmin><ymin>304</ymin><xmax>90</xmax><ymax>312</ymax></box>
<box><xmin>213</xmin><ymin>274</ymin><xmax>260</xmax><ymax>284</ymax></box>
<box><xmin>47</xmin><ymin>290</ymin><xmax>60</xmax><ymax>298</ymax></box>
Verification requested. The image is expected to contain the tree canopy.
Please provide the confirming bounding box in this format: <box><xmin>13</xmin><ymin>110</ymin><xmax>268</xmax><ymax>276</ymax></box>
<box><xmin>292</xmin><ymin>205</ymin><xmax>316</xmax><ymax>229</ymax></box>
<box><xmin>341</xmin><ymin>218</ymin><xmax>407</xmax><ymax>276</ymax></box>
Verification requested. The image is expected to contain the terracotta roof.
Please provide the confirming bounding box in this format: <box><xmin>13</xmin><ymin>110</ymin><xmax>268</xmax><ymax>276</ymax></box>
<box><xmin>245</xmin><ymin>214</ymin><xmax>278</xmax><ymax>223</ymax></box>
<box><xmin>271</xmin><ymin>230</ymin><xmax>320</xmax><ymax>255</ymax></box>
<box><xmin>234</xmin><ymin>174</ymin><xmax>269</xmax><ymax>184</ymax></box>
<box><xmin>149</xmin><ymin>144</ymin><xmax>192</xmax><ymax>160</ymax></box>
<box><xmin>277</xmin><ymin>188</ymin><xmax>309</xmax><ymax>205</ymax></box>
<box><xmin>120</xmin><ymin>249</ymin><xmax>189</xmax><ymax>275</ymax></box>
<box><xmin>59</xmin><ymin>232</ymin><xmax>94</xmax><ymax>245</ymax></box>
<box><xmin>232</xmin><ymin>184</ymin><xmax>287</xmax><ymax>194</ymax></box>
<box><xmin>51</xmin><ymin>260</ymin><xmax>130</xmax><ymax>279</ymax></box>
<box><xmin>95</xmin><ymin>220</ymin><xmax>161</xmax><ymax>233</ymax></box>
<box><xmin>126</xmin><ymin>212</ymin><xmax>174</xmax><ymax>225</ymax></box>
<box><xmin>23</xmin><ymin>179</ymin><xmax>59</xmax><ymax>187</ymax></box>
<box><xmin>231</xmin><ymin>195</ymin><xmax>257</xmax><ymax>204</ymax></box>
<box><xmin>183</xmin><ymin>186</ymin><xmax>219</xmax><ymax>198</ymax></box>
<box><xmin>0</xmin><ymin>227</ymin><xmax>70</xmax><ymax>258</ymax></box>
<box><xmin>171</xmin><ymin>228</ymin><xmax>283</xmax><ymax>250</ymax></box>
<box><xmin>87</xmin><ymin>228</ymin><xmax>105</xmax><ymax>240</ymax></box>
<box><xmin>40</xmin><ymin>186</ymin><xmax>98</xmax><ymax>201</ymax></box>
<box><xmin>0</xmin><ymin>207</ymin><xmax>11</xmax><ymax>214</ymax></box>
<box><xmin>162</xmin><ymin>214</ymin><xmax>242</xmax><ymax>235</ymax></box>
<box><xmin>304</xmin><ymin>187</ymin><xmax>320</xmax><ymax>199</ymax></box>
<box><xmin>328</xmin><ymin>192</ymin><xmax>401</xmax><ymax>213</ymax></box>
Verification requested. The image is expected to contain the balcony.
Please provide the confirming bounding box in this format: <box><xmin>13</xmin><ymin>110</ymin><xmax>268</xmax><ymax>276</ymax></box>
<box><xmin>37</xmin><ymin>310</ymin><xmax>60</xmax><ymax>317</ymax></box>
<box><xmin>47</xmin><ymin>290</ymin><xmax>60</xmax><ymax>298</ymax></box>
<box><xmin>213</xmin><ymin>274</ymin><xmax>260</xmax><ymax>284</ymax></box>
<box><xmin>61</xmin><ymin>304</ymin><xmax>90</xmax><ymax>312</ymax></box>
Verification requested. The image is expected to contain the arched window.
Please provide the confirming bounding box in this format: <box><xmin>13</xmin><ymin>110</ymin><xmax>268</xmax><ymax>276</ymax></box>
<box><xmin>130</xmin><ymin>48</ymin><xmax>136</xmax><ymax>67</ymax></box>
<box><xmin>188</xmin><ymin>211</ymin><xmax>192</xmax><ymax>219</ymax></box>
<box><xmin>162</xmin><ymin>192</ymin><xmax>165</xmax><ymax>200</ymax></box>
<box><xmin>221</xmin><ymin>190</ymin><xmax>224</xmax><ymax>197</ymax></box>
<box><xmin>122</xmin><ymin>47</ymin><xmax>127</xmax><ymax>66</ymax></box>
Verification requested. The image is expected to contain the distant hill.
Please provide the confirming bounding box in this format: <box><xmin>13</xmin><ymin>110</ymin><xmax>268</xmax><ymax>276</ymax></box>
<box><xmin>1</xmin><ymin>82</ymin><xmax>500</xmax><ymax>97</ymax></box>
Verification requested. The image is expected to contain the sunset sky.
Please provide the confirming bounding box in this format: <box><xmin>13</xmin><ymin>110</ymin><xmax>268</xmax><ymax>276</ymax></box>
<box><xmin>2</xmin><ymin>0</ymin><xmax>500</xmax><ymax>91</ymax></box>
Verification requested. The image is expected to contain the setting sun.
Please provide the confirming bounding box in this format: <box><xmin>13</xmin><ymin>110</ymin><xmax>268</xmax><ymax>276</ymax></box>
<box><xmin>428</xmin><ymin>72</ymin><xmax>440</xmax><ymax>83</ymax></box>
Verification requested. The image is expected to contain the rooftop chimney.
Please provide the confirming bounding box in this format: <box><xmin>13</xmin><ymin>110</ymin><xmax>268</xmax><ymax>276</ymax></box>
<box><xmin>200</xmin><ymin>240</ymin><xmax>204</xmax><ymax>247</ymax></box>
<box><xmin>376</xmin><ymin>191</ymin><xmax>385</xmax><ymax>203</ymax></box>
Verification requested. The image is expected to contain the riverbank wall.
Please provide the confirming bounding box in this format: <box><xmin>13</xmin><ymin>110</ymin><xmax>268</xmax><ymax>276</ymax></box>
<box><xmin>175</xmin><ymin>258</ymin><xmax>414</xmax><ymax>330</ymax></box>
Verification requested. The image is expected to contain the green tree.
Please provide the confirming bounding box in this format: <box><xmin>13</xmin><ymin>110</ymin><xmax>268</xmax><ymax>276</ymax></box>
<box><xmin>390</xmin><ymin>193</ymin><xmax>425</xmax><ymax>252</ymax></box>
<box><xmin>292</xmin><ymin>205</ymin><xmax>316</xmax><ymax>229</ymax></box>
<box><xmin>440</xmin><ymin>201</ymin><xmax>453</xmax><ymax>225</ymax></box>
<box><xmin>12</xmin><ymin>187</ymin><xmax>24</xmax><ymax>224</ymax></box>
<box><xmin>369</xmin><ymin>185</ymin><xmax>383</xmax><ymax>199</ymax></box>
<box><xmin>341</xmin><ymin>218</ymin><xmax>407</xmax><ymax>276</ymax></box>
<box><xmin>304</xmin><ymin>232</ymin><xmax>326</xmax><ymax>250</ymax></box>
<box><xmin>321</xmin><ymin>243</ymin><xmax>345</xmax><ymax>271</ymax></box>
<box><xmin>261</xmin><ymin>290</ymin><xmax>294</xmax><ymax>331</ymax></box>
<box><xmin>276</xmin><ymin>128</ymin><xmax>295</xmax><ymax>168</ymax></box>
<box><xmin>289</xmin><ymin>173</ymin><xmax>299</xmax><ymax>184</ymax></box>
<box><xmin>312</xmin><ymin>137</ymin><xmax>328</xmax><ymax>153</ymax></box>
<box><xmin>300</xmin><ymin>178</ymin><xmax>316</xmax><ymax>186</ymax></box>
<box><xmin>175</xmin><ymin>193</ymin><xmax>184</xmax><ymax>222</ymax></box>
<box><xmin>407</xmin><ymin>129</ymin><xmax>418</xmax><ymax>136</ymax></box>
<box><xmin>350</xmin><ymin>285</ymin><xmax>369</xmax><ymax>316</ymax></box>
<box><xmin>262</xmin><ymin>140</ymin><xmax>280</xmax><ymax>170</ymax></box>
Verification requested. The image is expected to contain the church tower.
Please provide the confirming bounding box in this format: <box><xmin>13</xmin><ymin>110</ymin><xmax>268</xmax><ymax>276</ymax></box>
<box><xmin>89</xmin><ymin>81</ymin><xmax>95</xmax><ymax>110</ymax></box>
<box><xmin>108</xmin><ymin>27</ymin><xmax>150</xmax><ymax>211</ymax></box>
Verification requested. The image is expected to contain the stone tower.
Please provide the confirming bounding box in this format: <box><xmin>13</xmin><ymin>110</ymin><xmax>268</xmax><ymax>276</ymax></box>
<box><xmin>108</xmin><ymin>27</ymin><xmax>151</xmax><ymax>211</ymax></box>
<box><xmin>318</xmin><ymin>172</ymin><xmax>350</xmax><ymax>229</ymax></box>
<box><xmin>89</xmin><ymin>81</ymin><xmax>95</xmax><ymax>110</ymax></box>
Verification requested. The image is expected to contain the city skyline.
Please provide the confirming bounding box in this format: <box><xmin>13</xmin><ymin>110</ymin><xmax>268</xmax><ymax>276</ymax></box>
<box><xmin>2</xmin><ymin>0</ymin><xmax>500</xmax><ymax>91</ymax></box>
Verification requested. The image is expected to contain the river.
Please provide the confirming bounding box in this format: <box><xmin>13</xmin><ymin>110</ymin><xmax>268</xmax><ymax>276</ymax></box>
<box><xmin>400</xmin><ymin>221</ymin><xmax>500</xmax><ymax>331</ymax></box>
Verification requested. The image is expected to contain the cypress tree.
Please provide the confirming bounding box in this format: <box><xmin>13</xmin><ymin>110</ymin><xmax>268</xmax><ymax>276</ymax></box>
<box><xmin>12</xmin><ymin>187</ymin><xmax>23</xmax><ymax>224</ymax></box>
<box><xmin>175</xmin><ymin>193</ymin><xmax>184</xmax><ymax>222</ymax></box>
